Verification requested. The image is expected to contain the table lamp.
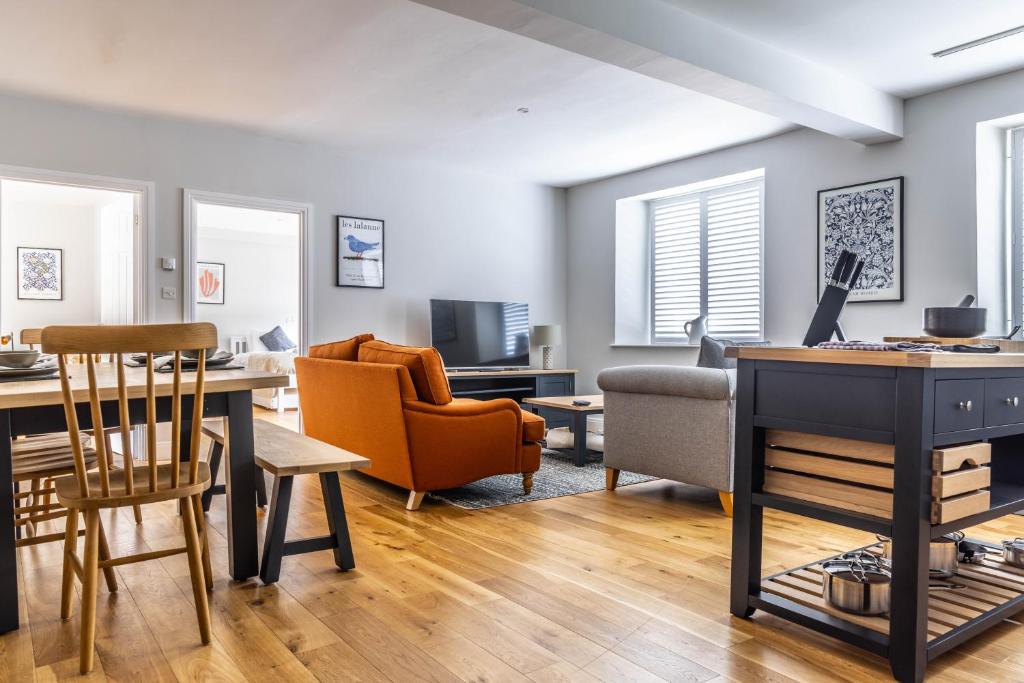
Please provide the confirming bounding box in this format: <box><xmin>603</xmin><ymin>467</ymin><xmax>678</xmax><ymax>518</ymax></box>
<box><xmin>532</xmin><ymin>324</ymin><xmax>562</xmax><ymax>370</ymax></box>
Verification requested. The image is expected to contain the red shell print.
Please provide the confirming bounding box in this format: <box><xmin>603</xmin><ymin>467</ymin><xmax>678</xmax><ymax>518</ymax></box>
<box><xmin>199</xmin><ymin>268</ymin><xmax>220</xmax><ymax>298</ymax></box>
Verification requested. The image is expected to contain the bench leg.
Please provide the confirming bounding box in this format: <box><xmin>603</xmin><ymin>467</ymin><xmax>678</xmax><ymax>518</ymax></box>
<box><xmin>201</xmin><ymin>441</ymin><xmax>223</xmax><ymax>513</ymax></box>
<box><xmin>259</xmin><ymin>475</ymin><xmax>293</xmax><ymax>585</ymax></box>
<box><xmin>319</xmin><ymin>472</ymin><xmax>354</xmax><ymax>572</ymax></box>
<box><xmin>255</xmin><ymin>467</ymin><xmax>268</xmax><ymax>508</ymax></box>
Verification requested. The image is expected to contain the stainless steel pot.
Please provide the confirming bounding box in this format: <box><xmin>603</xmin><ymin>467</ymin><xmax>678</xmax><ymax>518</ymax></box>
<box><xmin>877</xmin><ymin>531</ymin><xmax>963</xmax><ymax>578</ymax></box>
<box><xmin>1003</xmin><ymin>538</ymin><xmax>1024</xmax><ymax>568</ymax></box>
<box><xmin>822</xmin><ymin>552</ymin><xmax>891</xmax><ymax>615</ymax></box>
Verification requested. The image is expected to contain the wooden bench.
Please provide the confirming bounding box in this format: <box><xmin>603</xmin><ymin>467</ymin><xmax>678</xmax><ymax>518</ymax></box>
<box><xmin>200</xmin><ymin>420</ymin><xmax>270</xmax><ymax>511</ymax></box>
<box><xmin>200</xmin><ymin>419</ymin><xmax>371</xmax><ymax>584</ymax></box>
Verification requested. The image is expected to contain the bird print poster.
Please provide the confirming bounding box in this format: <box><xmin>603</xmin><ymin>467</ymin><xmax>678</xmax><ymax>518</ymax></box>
<box><xmin>337</xmin><ymin>215</ymin><xmax>384</xmax><ymax>288</ymax></box>
<box><xmin>817</xmin><ymin>177</ymin><xmax>903</xmax><ymax>302</ymax></box>
<box><xmin>17</xmin><ymin>247</ymin><xmax>63</xmax><ymax>300</ymax></box>
<box><xmin>196</xmin><ymin>262</ymin><xmax>225</xmax><ymax>304</ymax></box>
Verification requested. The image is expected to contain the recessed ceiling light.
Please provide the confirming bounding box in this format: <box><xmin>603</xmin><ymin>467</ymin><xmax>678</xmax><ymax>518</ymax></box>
<box><xmin>516</xmin><ymin>107</ymin><xmax>530</xmax><ymax>114</ymax></box>
<box><xmin>932</xmin><ymin>23</ymin><xmax>1024</xmax><ymax>58</ymax></box>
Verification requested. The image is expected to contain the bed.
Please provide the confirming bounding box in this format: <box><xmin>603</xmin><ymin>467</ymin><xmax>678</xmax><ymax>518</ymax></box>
<box><xmin>231</xmin><ymin>332</ymin><xmax>299</xmax><ymax>412</ymax></box>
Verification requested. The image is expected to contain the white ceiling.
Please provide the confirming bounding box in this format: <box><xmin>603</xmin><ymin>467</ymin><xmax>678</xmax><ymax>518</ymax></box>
<box><xmin>0</xmin><ymin>179</ymin><xmax>133</xmax><ymax>209</ymax></box>
<box><xmin>664</xmin><ymin>0</ymin><xmax>1024</xmax><ymax>98</ymax></box>
<box><xmin>0</xmin><ymin>0</ymin><xmax>792</xmax><ymax>186</ymax></box>
<box><xmin>1</xmin><ymin>1</ymin><xmax>1023</xmax><ymax>186</ymax></box>
<box><xmin>197</xmin><ymin>203</ymin><xmax>300</xmax><ymax>237</ymax></box>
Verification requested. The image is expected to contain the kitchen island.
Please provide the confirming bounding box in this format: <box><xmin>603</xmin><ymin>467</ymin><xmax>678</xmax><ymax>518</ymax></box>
<box><xmin>728</xmin><ymin>347</ymin><xmax>1024</xmax><ymax>682</ymax></box>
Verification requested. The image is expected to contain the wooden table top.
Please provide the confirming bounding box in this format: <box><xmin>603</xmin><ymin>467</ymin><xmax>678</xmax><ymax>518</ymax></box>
<box><xmin>446</xmin><ymin>368</ymin><xmax>578</xmax><ymax>378</ymax></box>
<box><xmin>0</xmin><ymin>364</ymin><xmax>289</xmax><ymax>409</ymax></box>
<box><xmin>725</xmin><ymin>346</ymin><xmax>1024</xmax><ymax>368</ymax></box>
<box><xmin>523</xmin><ymin>394</ymin><xmax>603</xmax><ymax>411</ymax></box>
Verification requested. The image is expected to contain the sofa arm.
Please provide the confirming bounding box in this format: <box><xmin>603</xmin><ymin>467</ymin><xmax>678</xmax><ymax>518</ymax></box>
<box><xmin>401</xmin><ymin>398</ymin><xmax>530</xmax><ymax>491</ymax></box>
<box><xmin>597</xmin><ymin>365</ymin><xmax>734</xmax><ymax>401</ymax></box>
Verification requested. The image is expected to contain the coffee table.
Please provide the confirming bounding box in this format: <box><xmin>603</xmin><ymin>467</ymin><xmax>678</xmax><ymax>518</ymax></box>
<box><xmin>523</xmin><ymin>394</ymin><xmax>603</xmax><ymax>466</ymax></box>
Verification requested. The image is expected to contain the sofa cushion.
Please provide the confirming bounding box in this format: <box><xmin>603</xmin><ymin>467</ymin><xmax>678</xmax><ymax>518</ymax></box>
<box><xmin>309</xmin><ymin>333</ymin><xmax>375</xmax><ymax>361</ymax></box>
<box><xmin>697</xmin><ymin>336</ymin><xmax>771</xmax><ymax>370</ymax></box>
<box><xmin>359</xmin><ymin>340</ymin><xmax>453</xmax><ymax>405</ymax></box>
<box><xmin>521</xmin><ymin>411</ymin><xmax>546</xmax><ymax>442</ymax></box>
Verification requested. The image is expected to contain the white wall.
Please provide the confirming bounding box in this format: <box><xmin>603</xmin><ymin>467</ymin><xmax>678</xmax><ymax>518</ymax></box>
<box><xmin>1</xmin><ymin>200</ymin><xmax>100</xmax><ymax>332</ymax></box>
<box><xmin>197</xmin><ymin>227</ymin><xmax>300</xmax><ymax>350</ymax></box>
<box><xmin>567</xmin><ymin>68</ymin><xmax>1024</xmax><ymax>391</ymax></box>
<box><xmin>0</xmin><ymin>92</ymin><xmax>568</xmax><ymax>367</ymax></box>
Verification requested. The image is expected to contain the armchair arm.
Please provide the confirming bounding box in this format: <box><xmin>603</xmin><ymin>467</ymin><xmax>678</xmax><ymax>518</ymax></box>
<box><xmin>597</xmin><ymin>365</ymin><xmax>734</xmax><ymax>401</ymax></box>
<box><xmin>401</xmin><ymin>398</ymin><xmax>528</xmax><ymax>491</ymax></box>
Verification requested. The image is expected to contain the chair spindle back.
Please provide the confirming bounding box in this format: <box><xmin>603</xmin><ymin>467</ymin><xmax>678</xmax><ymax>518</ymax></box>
<box><xmin>41</xmin><ymin>323</ymin><xmax>218</xmax><ymax>499</ymax></box>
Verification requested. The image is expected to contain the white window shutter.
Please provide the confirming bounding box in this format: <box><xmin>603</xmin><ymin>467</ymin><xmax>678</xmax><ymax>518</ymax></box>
<box><xmin>650</xmin><ymin>178</ymin><xmax>762</xmax><ymax>343</ymax></box>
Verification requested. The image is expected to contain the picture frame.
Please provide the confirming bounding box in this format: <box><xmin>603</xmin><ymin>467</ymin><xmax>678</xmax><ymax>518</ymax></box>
<box><xmin>17</xmin><ymin>246</ymin><xmax>63</xmax><ymax>301</ymax></box>
<box><xmin>336</xmin><ymin>215</ymin><xmax>384</xmax><ymax>288</ymax></box>
<box><xmin>196</xmin><ymin>261</ymin><xmax>225</xmax><ymax>305</ymax></box>
<box><xmin>817</xmin><ymin>176</ymin><xmax>904</xmax><ymax>303</ymax></box>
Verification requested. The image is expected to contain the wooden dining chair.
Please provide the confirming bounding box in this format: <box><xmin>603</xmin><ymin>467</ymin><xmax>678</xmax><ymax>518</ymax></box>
<box><xmin>20</xmin><ymin>327</ymin><xmax>143</xmax><ymax>526</ymax></box>
<box><xmin>42</xmin><ymin>323</ymin><xmax>216</xmax><ymax>674</ymax></box>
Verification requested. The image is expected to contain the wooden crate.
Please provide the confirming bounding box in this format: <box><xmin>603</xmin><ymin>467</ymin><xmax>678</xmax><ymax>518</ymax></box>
<box><xmin>763</xmin><ymin>430</ymin><xmax>991</xmax><ymax>524</ymax></box>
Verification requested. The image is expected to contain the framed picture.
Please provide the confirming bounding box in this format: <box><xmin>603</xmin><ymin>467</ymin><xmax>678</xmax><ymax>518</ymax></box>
<box><xmin>818</xmin><ymin>176</ymin><xmax>903</xmax><ymax>303</ymax></box>
<box><xmin>196</xmin><ymin>261</ymin><xmax>225</xmax><ymax>304</ymax></box>
<box><xmin>336</xmin><ymin>215</ymin><xmax>384</xmax><ymax>288</ymax></box>
<box><xmin>17</xmin><ymin>247</ymin><xmax>63</xmax><ymax>301</ymax></box>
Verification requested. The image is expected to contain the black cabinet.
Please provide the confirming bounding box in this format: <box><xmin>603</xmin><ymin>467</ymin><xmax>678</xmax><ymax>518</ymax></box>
<box><xmin>446</xmin><ymin>370</ymin><xmax>576</xmax><ymax>428</ymax></box>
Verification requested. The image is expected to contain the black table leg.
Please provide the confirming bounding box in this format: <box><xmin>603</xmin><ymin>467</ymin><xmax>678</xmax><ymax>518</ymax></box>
<box><xmin>889</xmin><ymin>368</ymin><xmax>933</xmax><ymax>683</ymax></box>
<box><xmin>571</xmin><ymin>412</ymin><xmax>587</xmax><ymax>466</ymax></box>
<box><xmin>730</xmin><ymin>361</ymin><xmax>763</xmax><ymax>619</ymax></box>
<box><xmin>260</xmin><ymin>475</ymin><xmax>293</xmax><ymax>585</ymax></box>
<box><xmin>255</xmin><ymin>468</ymin><xmax>268</xmax><ymax>508</ymax></box>
<box><xmin>201</xmin><ymin>441</ymin><xmax>224</xmax><ymax>512</ymax></box>
<box><xmin>320</xmin><ymin>472</ymin><xmax>355</xmax><ymax>571</ymax></box>
<box><xmin>225</xmin><ymin>390</ymin><xmax>258</xmax><ymax>580</ymax></box>
<box><xmin>0</xmin><ymin>409</ymin><xmax>16</xmax><ymax>633</ymax></box>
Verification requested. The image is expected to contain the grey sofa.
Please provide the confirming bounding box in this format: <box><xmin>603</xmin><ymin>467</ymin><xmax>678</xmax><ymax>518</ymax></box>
<box><xmin>596</xmin><ymin>365</ymin><xmax>736</xmax><ymax>516</ymax></box>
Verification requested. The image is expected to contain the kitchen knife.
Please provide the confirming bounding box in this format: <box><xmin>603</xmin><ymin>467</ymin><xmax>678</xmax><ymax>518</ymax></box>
<box><xmin>838</xmin><ymin>250</ymin><xmax>857</xmax><ymax>284</ymax></box>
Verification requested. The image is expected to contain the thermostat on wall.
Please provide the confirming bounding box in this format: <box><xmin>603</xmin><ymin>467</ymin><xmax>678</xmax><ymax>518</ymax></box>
<box><xmin>161</xmin><ymin>257</ymin><xmax>176</xmax><ymax>271</ymax></box>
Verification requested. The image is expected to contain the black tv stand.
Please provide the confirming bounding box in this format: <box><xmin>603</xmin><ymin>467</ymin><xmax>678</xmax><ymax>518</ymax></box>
<box><xmin>445</xmin><ymin>368</ymin><xmax>577</xmax><ymax>428</ymax></box>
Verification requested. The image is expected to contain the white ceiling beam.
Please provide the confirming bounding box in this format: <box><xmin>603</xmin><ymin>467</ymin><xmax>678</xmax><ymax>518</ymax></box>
<box><xmin>409</xmin><ymin>0</ymin><xmax>903</xmax><ymax>144</ymax></box>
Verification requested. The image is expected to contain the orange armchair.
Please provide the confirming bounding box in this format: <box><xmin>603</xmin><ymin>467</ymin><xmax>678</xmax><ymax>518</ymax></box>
<box><xmin>295</xmin><ymin>337</ymin><xmax>544</xmax><ymax>510</ymax></box>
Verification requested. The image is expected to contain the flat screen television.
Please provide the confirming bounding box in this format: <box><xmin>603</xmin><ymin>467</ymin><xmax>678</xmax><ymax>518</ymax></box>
<box><xmin>430</xmin><ymin>299</ymin><xmax>530</xmax><ymax>369</ymax></box>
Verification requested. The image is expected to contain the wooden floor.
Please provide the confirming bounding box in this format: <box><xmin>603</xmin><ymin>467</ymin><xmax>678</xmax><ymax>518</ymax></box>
<box><xmin>5</xmin><ymin>409</ymin><xmax>1024</xmax><ymax>682</ymax></box>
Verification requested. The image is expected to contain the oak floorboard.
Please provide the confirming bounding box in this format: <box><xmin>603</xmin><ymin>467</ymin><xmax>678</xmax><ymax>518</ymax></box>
<box><xmin>5</xmin><ymin>408</ymin><xmax>1024</xmax><ymax>681</ymax></box>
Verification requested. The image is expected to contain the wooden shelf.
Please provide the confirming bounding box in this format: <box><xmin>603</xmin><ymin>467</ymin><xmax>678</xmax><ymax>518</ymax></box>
<box><xmin>758</xmin><ymin>543</ymin><xmax>1024</xmax><ymax>653</ymax></box>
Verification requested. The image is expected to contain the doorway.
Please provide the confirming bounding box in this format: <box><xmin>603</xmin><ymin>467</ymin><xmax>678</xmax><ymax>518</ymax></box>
<box><xmin>183</xmin><ymin>190</ymin><xmax>310</xmax><ymax>414</ymax></box>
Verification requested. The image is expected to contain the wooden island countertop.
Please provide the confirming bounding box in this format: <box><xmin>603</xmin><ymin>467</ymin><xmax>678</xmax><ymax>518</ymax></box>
<box><xmin>725</xmin><ymin>345</ymin><xmax>1024</xmax><ymax>368</ymax></box>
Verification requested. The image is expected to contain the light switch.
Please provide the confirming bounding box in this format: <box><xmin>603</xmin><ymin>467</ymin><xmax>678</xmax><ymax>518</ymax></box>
<box><xmin>161</xmin><ymin>287</ymin><xmax>177</xmax><ymax>300</ymax></box>
<box><xmin>161</xmin><ymin>257</ymin><xmax>176</xmax><ymax>271</ymax></box>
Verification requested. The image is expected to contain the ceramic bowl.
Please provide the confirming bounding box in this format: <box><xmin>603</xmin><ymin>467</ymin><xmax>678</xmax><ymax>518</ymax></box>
<box><xmin>0</xmin><ymin>350</ymin><xmax>41</xmax><ymax>369</ymax></box>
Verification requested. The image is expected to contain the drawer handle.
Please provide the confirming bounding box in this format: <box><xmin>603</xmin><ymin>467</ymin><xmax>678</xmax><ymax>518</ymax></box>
<box><xmin>1008</xmin><ymin>397</ymin><xmax>1021</xmax><ymax>407</ymax></box>
<box><xmin>958</xmin><ymin>400</ymin><xmax>974</xmax><ymax>412</ymax></box>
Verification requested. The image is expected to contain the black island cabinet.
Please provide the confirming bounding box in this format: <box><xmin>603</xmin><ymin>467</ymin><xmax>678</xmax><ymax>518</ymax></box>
<box><xmin>728</xmin><ymin>347</ymin><xmax>1024</xmax><ymax>683</ymax></box>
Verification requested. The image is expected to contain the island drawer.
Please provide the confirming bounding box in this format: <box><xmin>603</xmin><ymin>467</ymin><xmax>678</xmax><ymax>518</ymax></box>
<box><xmin>984</xmin><ymin>378</ymin><xmax>1024</xmax><ymax>426</ymax></box>
<box><xmin>934</xmin><ymin>380</ymin><xmax>984</xmax><ymax>433</ymax></box>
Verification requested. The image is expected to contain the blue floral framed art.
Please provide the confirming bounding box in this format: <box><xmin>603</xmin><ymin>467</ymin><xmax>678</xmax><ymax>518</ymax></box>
<box><xmin>17</xmin><ymin>246</ymin><xmax>63</xmax><ymax>301</ymax></box>
<box><xmin>817</xmin><ymin>176</ymin><xmax>903</xmax><ymax>303</ymax></box>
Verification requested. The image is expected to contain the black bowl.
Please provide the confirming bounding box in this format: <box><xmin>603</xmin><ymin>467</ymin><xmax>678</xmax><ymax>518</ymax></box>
<box><xmin>923</xmin><ymin>307</ymin><xmax>987</xmax><ymax>338</ymax></box>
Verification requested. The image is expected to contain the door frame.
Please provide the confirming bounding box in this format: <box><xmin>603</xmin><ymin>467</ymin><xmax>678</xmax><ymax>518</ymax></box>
<box><xmin>182</xmin><ymin>189</ymin><xmax>312</xmax><ymax>353</ymax></box>
<box><xmin>0</xmin><ymin>163</ymin><xmax>154</xmax><ymax>324</ymax></box>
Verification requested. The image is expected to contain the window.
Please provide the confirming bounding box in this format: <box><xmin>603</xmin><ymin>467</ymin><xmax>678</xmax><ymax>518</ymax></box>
<box><xmin>1012</xmin><ymin>127</ymin><xmax>1024</xmax><ymax>329</ymax></box>
<box><xmin>649</xmin><ymin>178</ymin><xmax>763</xmax><ymax>343</ymax></box>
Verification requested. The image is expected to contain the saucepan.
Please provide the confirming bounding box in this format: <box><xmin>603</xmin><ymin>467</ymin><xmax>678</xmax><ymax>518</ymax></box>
<box><xmin>822</xmin><ymin>552</ymin><xmax>891</xmax><ymax>615</ymax></box>
<box><xmin>876</xmin><ymin>531</ymin><xmax>963</xmax><ymax>579</ymax></box>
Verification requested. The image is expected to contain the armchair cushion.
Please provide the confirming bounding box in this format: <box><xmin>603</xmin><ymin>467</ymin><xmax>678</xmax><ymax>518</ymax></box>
<box><xmin>697</xmin><ymin>336</ymin><xmax>771</xmax><ymax>370</ymax></box>
<box><xmin>309</xmin><ymin>333</ymin><xmax>374</xmax><ymax>361</ymax></box>
<box><xmin>521</xmin><ymin>411</ymin><xmax>546</xmax><ymax>442</ymax></box>
<box><xmin>597</xmin><ymin>365</ymin><xmax>733</xmax><ymax>401</ymax></box>
<box><xmin>359</xmin><ymin>340</ymin><xmax>453</xmax><ymax>405</ymax></box>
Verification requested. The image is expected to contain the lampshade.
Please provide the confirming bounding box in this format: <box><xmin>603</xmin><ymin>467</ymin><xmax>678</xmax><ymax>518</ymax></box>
<box><xmin>532</xmin><ymin>324</ymin><xmax>562</xmax><ymax>346</ymax></box>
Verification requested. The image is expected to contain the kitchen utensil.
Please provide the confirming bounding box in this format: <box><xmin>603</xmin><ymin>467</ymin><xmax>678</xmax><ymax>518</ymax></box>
<box><xmin>958</xmin><ymin>539</ymin><xmax>988</xmax><ymax>565</ymax></box>
<box><xmin>0</xmin><ymin>350</ymin><xmax>40</xmax><ymax>369</ymax></box>
<box><xmin>923</xmin><ymin>294</ymin><xmax>987</xmax><ymax>337</ymax></box>
<box><xmin>877</xmin><ymin>532</ymin><xmax>963</xmax><ymax>578</ymax></box>
<box><xmin>1003</xmin><ymin>538</ymin><xmax>1024</xmax><ymax>568</ymax></box>
<box><xmin>821</xmin><ymin>551</ymin><xmax>891</xmax><ymax>615</ymax></box>
<box><xmin>803</xmin><ymin>249</ymin><xmax>866</xmax><ymax>346</ymax></box>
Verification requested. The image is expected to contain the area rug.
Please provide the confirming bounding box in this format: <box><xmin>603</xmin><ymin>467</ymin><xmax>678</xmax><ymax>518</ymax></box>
<box><xmin>427</xmin><ymin>448</ymin><xmax>657</xmax><ymax>510</ymax></box>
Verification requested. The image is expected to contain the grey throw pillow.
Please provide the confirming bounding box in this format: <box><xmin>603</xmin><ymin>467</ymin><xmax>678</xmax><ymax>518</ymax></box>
<box><xmin>260</xmin><ymin>325</ymin><xmax>296</xmax><ymax>352</ymax></box>
<box><xmin>697</xmin><ymin>336</ymin><xmax>770</xmax><ymax>369</ymax></box>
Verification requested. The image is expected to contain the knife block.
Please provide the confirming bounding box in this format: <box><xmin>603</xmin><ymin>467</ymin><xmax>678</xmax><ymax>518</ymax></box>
<box><xmin>802</xmin><ymin>282</ymin><xmax>854</xmax><ymax>347</ymax></box>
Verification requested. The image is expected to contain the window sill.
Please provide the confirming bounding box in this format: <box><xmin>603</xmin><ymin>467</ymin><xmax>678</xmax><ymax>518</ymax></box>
<box><xmin>609</xmin><ymin>343</ymin><xmax>700</xmax><ymax>349</ymax></box>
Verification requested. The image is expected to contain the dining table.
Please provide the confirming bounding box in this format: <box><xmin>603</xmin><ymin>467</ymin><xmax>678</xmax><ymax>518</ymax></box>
<box><xmin>0</xmin><ymin>363</ymin><xmax>289</xmax><ymax>634</ymax></box>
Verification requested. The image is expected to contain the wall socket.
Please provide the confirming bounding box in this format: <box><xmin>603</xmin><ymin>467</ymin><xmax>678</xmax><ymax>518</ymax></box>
<box><xmin>161</xmin><ymin>287</ymin><xmax>177</xmax><ymax>300</ymax></box>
